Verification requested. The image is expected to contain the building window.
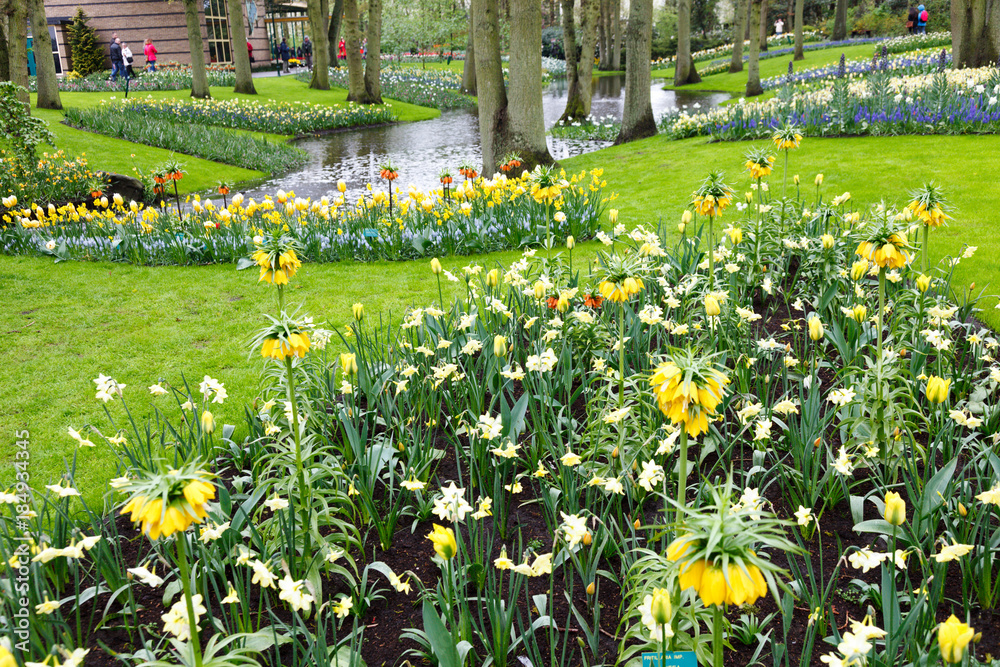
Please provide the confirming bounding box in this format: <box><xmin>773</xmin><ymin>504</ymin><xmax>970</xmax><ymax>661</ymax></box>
<box><xmin>204</xmin><ymin>0</ymin><xmax>232</xmax><ymax>64</ymax></box>
<box><xmin>49</xmin><ymin>26</ymin><xmax>63</xmax><ymax>75</ymax></box>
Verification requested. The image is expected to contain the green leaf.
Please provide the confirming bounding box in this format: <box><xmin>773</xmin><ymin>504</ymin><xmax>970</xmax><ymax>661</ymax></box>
<box><xmin>236</xmin><ymin>257</ymin><xmax>255</xmax><ymax>270</ymax></box>
<box><xmin>852</xmin><ymin>518</ymin><xmax>897</xmax><ymax>537</ymax></box>
<box><xmin>421</xmin><ymin>599</ymin><xmax>460</xmax><ymax>667</ymax></box>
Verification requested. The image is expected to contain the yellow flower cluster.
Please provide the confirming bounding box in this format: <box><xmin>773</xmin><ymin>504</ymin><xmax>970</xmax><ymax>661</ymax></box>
<box><xmin>253</xmin><ymin>247</ymin><xmax>301</xmax><ymax>285</ymax></box>
<box><xmin>121</xmin><ymin>479</ymin><xmax>215</xmax><ymax>539</ymax></box>
<box><xmin>261</xmin><ymin>332</ymin><xmax>311</xmax><ymax>360</ymax></box>
<box><xmin>668</xmin><ymin>537</ymin><xmax>767</xmax><ymax>606</ymax></box>
<box><xmin>649</xmin><ymin>363</ymin><xmax>729</xmax><ymax>437</ymax></box>
<box><xmin>855</xmin><ymin>235</ymin><xmax>912</xmax><ymax>269</ymax></box>
<box><xmin>598</xmin><ymin>276</ymin><xmax>644</xmax><ymax>303</ymax></box>
<box><xmin>692</xmin><ymin>192</ymin><xmax>733</xmax><ymax>217</ymax></box>
<box><xmin>907</xmin><ymin>200</ymin><xmax>950</xmax><ymax>228</ymax></box>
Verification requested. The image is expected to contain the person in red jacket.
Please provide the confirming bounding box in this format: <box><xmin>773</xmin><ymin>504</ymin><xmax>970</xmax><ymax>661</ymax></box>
<box><xmin>143</xmin><ymin>38</ymin><xmax>157</xmax><ymax>72</ymax></box>
<box><xmin>338</xmin><ymin>38</ymin><xmax>346</xmax><ymax>61</ymax></box>
<box><xmin>247</xmin><ymin>40</ymin><xmax>254</xmax><ymax>62</ymax></box>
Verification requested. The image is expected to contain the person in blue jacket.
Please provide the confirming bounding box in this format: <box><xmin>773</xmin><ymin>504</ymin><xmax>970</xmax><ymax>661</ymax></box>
<box><xmin>916</xmin><ymin>5</ymin><xmax>928</xmax><ymax>33</ymax></box>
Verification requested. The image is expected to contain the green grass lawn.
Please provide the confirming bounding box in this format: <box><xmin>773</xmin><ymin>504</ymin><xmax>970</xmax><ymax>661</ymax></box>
<box><xmin>27</xmin><ymin>76</ymin><xmax>440</xmax><ymax>195</ymax></box>
<box><xmin>653</xmin><ymin>41</ymin><xmax>879</xmax><ymax>93</ymax></box>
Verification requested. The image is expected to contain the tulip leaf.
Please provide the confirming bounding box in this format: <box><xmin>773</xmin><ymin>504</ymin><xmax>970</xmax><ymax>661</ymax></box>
<box><xmin>236</xmin><ymin>257</ymin><xmax>255</xmax><ymax>270</ymax></box>
<box><xmin>852</xmin><ymin>519</ymin><xmax>897</xmax><ymax>538</ymax></box>
<box><xmin>422</xmin><ymin>599</ymin><xmax>461</xmax><ymax>667</ymax></box>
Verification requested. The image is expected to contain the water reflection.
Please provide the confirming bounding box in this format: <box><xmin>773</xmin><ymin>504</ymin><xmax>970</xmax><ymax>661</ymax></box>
<box><xmin>246</xmin><ymin>74</ymin><xmax>728</xmax><ymax>202</ymax></box>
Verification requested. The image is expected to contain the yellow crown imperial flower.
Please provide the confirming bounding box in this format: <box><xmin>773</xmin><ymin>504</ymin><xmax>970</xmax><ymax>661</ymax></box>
<box><xmin>855</xmin><ymin>233</ymin><xmax>913</xmax><ymax>270</ymax></box>
<box><xmin>649</xmin><ymin>357</ymin><xmax>729</xmax><ymax>437</ymax></box>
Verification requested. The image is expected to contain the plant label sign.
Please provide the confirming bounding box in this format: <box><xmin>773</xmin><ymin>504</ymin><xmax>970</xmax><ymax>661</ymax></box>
<box><xmin>641</xmin><ymin>652</ymin><xmax>696</xmax><ymax>667</ymax></box>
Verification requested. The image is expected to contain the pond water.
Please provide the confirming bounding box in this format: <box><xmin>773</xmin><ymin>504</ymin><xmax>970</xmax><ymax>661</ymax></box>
<box><xmin>245</xmin><ymin>74</ymin><xmax>728</xmax><ymax>202</ymax></box>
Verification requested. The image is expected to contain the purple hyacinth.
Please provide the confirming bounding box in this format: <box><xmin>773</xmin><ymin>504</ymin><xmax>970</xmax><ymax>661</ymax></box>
<box><xmin>939</xmin><ymin>49</ymin><xmax>947</xmax><ymax>71</ymax></box>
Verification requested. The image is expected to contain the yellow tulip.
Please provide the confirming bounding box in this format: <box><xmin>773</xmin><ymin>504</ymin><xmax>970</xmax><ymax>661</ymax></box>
<box><xmin>340</xmin><ymin>353</ymin><xmax>358</xmax><ymax>376</ymax></box>
<box><xmin>650</xmin><ymin>588</ymin><xmax>671</xmax><ymax>625</ymax></box>
<box><xmin>916</xmin><ymin>274</ymin><xmax>931</xmax><ymax>293</ymax></box>
<box><xmin>486</xmin><ymin>268</ymin><xmax>500</xmax><ymax>287</ymax></box>
<box><xmin>352</xmin><ymin>303</ymin><xmax>365</xmax><ymax>322</ymax></box>
<box><xmin>427</xmin><ymin>524</ymin><xmax>457</xmax><ymax>560</ymax></box>
<box><xmin>681</xmin><ymin>210</ymin><xmax>693</xmax><ymax>224</ymax></box>
<box><xmin>430</xmin><ymin>257</ymin><xmax>443</xmax><ymax>275</ymax></box>
<box><xmin>808</xmin><ymin>315</ymin><xmax>824</xmax><ymax>342</ymax></box>
<box><xmin>200</xmin><ymin>411</ymin><xmax>215</xmax><ymax>434</ymax></box>
<box><xmin>534</xmin><ymin>281</ymin><xmax>547</xmax><ymax>300</ymax></box>
<box><xmin>884</xmin><ymin>491</ymin><xmax>906</xmax><ymax>526</ymax></box>
<box><xmin>705</xmin><ymin>295</ymin><xmax>721</xmax><ymax>317</ymax></box>
<box><xmin>566</xmin><ymin>235</ymin><xmax>575</xmax><ymax>250</ymax></box>
<box><xmin>938</xmin><ymin>615</ymin><xmax>974</xmax><ymax>663</ymax></box>
<box><xmin>0</xmin><ymin>645</ymin><xmax>16</xmax><ymax>667</ymax></box>
<box><xmin>926</xmin><ymin>375</ymin><xmax>951</xmax><ymax>404</ymax></box>
<box><xmin>337</xmin><ymin>180</ymin><xmax>347</xmax><ymax>193</ymax></box>
<box><xmin>851</xmin><ymin>304</ymin><xmax>867</xmax><ymax>322</ymax></box>
<box><xmin>850</xmin><ymin>259</ymin><xmax>869</xmax><ymax>281</ymax></box>
<box><xmin>493</xmin><ymin>335</ymin><xmax>507</xmax><ymax>358</ymax></box>
<box><xmin>821</xmin><ymin>233</ymin><xmax>835</xmax><ymax>249</ymax></box>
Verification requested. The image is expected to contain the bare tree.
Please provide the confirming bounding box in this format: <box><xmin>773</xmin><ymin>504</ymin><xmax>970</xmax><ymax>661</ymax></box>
<box><xmin>307</xmin><ymin>0</ymin><xmax>331</xmax><ymax>89</ymax></box>
<box><xmin>471</xmin><ymin>0</ymin><xmax>553</xmax><ymax>175</ymax></box>
<box><xmin>559</xmin><ymin>0</ymin><xmax>598</xmax><ymax>121</ymax></box>
<box><xmin>951</xmin><ymin>0</ymin><xmax>1000</xmax><ymax>68</ymax></box>
<box><xmin>344</xmin><ymin>0</ymin><xmax>366</xmax><ymax>100</ymax></box>
<box><xmin>182</xmin><ymin>0</ymin><xmax>211</xmax><ymax>98</ymax></box>
<box><xmin>226</xmin><ymin>0</ymin><xmax>257</xmax><ymax>94</ymax></box>
<box><xmin>614</xmin><ymin>0</ymin><xmax>655</xmax><ymax>144</ymax></box>
<box><xmin>0</xmin><ymin>0</ymin><xmax>9</xmax><ymax>81</ymax></box>
<box><xmin>598</xmin><ymin>0</ymin><xmax>610</xmax><ymax>69</ymax></box>
<box><xmin>674</xmin><ymin>0</ymin><xmax>701</xmax><ymax>85</ymax></box>
<box><xmin>729</xmin><ymin>0</ymin><xmax>746</xmax><ymax>72</ymax></box>
<box><xmin>832</xmin><ymin>0</ymin><xmax>847</xmax><ymax>41</ymax></box>
<box><xmin>793</xmin><ymin>0</ymin><xmax>804</xmax><ymax>60</ymax></box>
<box><xmin>28</xmin><ymin>0</ymin><xmax>61</xmax><ymax>108</ymax></box>
<box><xmin>360</xmin><ymin>0</ymin><xmax>382</xmax><ymax>101</ymax></box>
<box><xmin>461</xmin><ymin>1</ymin><xmax>476</xmax><ymax>93</ymax></box>
<box><xmin>745</xmin><ymin>0</ymin><xmax>764</xmax><ymax>96</ymax></box>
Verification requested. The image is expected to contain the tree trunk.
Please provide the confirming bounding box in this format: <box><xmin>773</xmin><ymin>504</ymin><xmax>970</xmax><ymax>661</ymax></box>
<box><xmin>461</xmin><ymin>2</ymin><xmax>476</xmax><ymax>93</ymax></box>
<box><xmin>610</xmin><ymin>0</ymin><xmax>621</xmax><ymax>70</ymax></box>
<box><xmin>0</xmin><ymin>5</ymin><xmax>9</xmax><ymax>82</ymax></box>
<box><xmin>598</xmin><ymin>0</ymin><xmax>611</xmax><ymax>69</ymax></box>
<box><xmin>343</xmin><ymin>0</ymin><xmax>365</xmax><ymax>100</ymax></box>
<box><xmin>759</xmin><ymin>0</ymin><xmax>768</xmax><ymax>51</ymax></box>
<box><xmin>360</xmin><ymin>0</ymin><xmax>381</xmax><ymax>102</ymax></box>
<box><xmin>560</xmin><ymin>0</ymin><xmax>598</xmax><ymax>121</ymax></box>
<box><xmin>472</xmin><ymin>0</ymin><xmax>509</xmax><ymax>176</ymax></box>
<box><xmin>328</xmin><ymin>0</ymin><xmax>344</xmax><ymax>67</ymax></box>
<box><xmin>951</xmin><ymin>0</ymin><xmax>1000</xmax><ymax>68</ymax></box>
<box><xmin>308</xmin><ymin>0</ymin><xmax>331</xmax><ymax>89</ymax></box>
<box><xmin>793</xmin><ymin>0</ymin><xmax>804</xmax><ymax>59</ymax></box>
<box><xmin>183</xmin><ymin>0</ymin><xmax>211</xmax><ymax>98</ymax></box>
<box><xmin>508</xmin><ymin>0</ymin><xmax>553</xmax><ymax>170</ymax></box>
<box><xmin>560</xmin><ymin>0</ymin><xmax>582</xmax><ymax>119</ymax></box>
<box><xmin>832</xmin><ymin>0</ymin><xmax>847</xmax><ymax>41</ymax></box>
<box><xmin>28</xmin><ymin>0</ymin><xmax>61</xmax><ymax>109</ymax></box>
<box><xmin>745</xmin><ymin>0</ymin><xmax>763</xmax><ymax>96</ymax></box>
<box><xmin>729</xmin><ymin>0</ymin><xmax>746</xmax><ymax>72</ymax></box>
<box><xmin>227</xmin><ymin>0</ymin><xmax>257</xmax><ymax>94</ymax></box>
<box><xmin>674</xmin><ymin>0</ymin><xmax>701</xmax><ymax>85</ymax></box>
<box><xmin>10</xmin><ymin>0</ymin><xmax>29</xmax><ymax>103</ymax></box>
<box><xmin>614</xmin><ymin>0</ymin><xmax>655</xmax><ymax>144</ymax></box>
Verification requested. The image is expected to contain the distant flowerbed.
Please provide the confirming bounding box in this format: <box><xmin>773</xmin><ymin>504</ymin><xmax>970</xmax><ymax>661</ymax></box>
<box><xmin>652</xmin><ymin>32</ymin><xmax>825</xmax><ymax>69</ymax></box>
<box><xmin>319</xmin><ymin>67</ymin><xmax>474</xmax><ymax>110</ymax></box>
<box><xmin>662</xmin><ymin>66</ymin><xmax>1000</xmax><ymax>140</ymax></box>
<box><xmin>0</xmin><ymin>150</ymin><xmax>95</xmax><ymax>205</ymax></box>
<box><xmin>30</xmin><ymin>63</ymin><xmax>236</xmax><ymax>93</ymax></box>
<box><xmin>762</xmin><ymin>49</ymin><xmax>952</xmax><ymax>90</ymax></box>
<box><xmin>880</xmin><ymin>31</ymin><xmax>952</xmax><ymax>54</ymax></box>
<box><xmin>87</xmin><ymin>96</ymin><xmax>397</xmax><ymax>135</ymax></box>
<box><xmin>2</xmin><ymin>168</ymin><xmax>613</xmax><ymax>264</ymax></box>
<box><xmin>696</xmin><ymin>37</ymin><xmax>889</xmax><ymax>77</ymax></box>
<box><xmin>550</xmin><ymin>115</ymin><xmax>620</xmax><ymax>141</ymax></box>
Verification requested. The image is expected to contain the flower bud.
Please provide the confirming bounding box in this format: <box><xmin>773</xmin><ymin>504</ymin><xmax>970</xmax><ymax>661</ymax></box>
<box><xmin>566</xmin><ymin>235</ymin><xmax>575</xmax><ymax>250</ymax></box>
<box><xmin>609</xmin><ymin>208</ymin><xmax>619</xmax><ymax>223</ymax></box>
<box><xmin>486</xmin><ymin>268</ymin><xmax>500</xmax><ymax>287</ymax></box>
<box><xmin>493</xmin><ymin>335</ymin><xmax>507</xmax><ymax>358</ymax></box>
<box><xmin>611</xmin><ymin>446</ymin><xmax>619</xmax><ymax>459</ymax></box>
<box><xmin>884</xmin><ymin>491</ymin><xmax>906</xmax><ymax>526</ymax></box>
<box><xmin>808</xmin><ymin>315</ymin><xmax>824</xmax><ymax>342</ymax></box>
<box><xmin>200</xmin><ymin>410</ymin><xmax>215</xmax><ymax>434</ymax></box>
<box><xmin>650</xmin><ymin>588</ymin><xmax>671</xmax><ymax>625</ymax></box>
<box><xmin>582</xmin><ymin>531</ymin><xmax>592</xmax><ymax>546</ymax></box>
<box><xmin>681</xmin><ymin>210</ymin><xmax>692</xmax><ymax>224</ymax></box>
<box><xmin>704</xmin><ymin>295</ymin><xmax>721</xmax><ymax>317</ymax></box>
<box><xmin>337</xmin><ymin>180</ymin><xmax>347</xmax><ymax>193</ymax></box>
<box><xmin>958</xmin><ymin>503</ymin><xmax>968</xmax><ymax>517</ymax></box>
<box><xmin>586</xmin><ymin>581</ymin><xmax>596</xmax><ymax>595</ymax></box>
<box><xmin>352</xmin><ymin>302</ymin><xmax>364</xmax><ymax>322</ymax></box>
<box><xmin>916</xmin><ymin>274</ymin><xmax>931</xmax><ymax>293</ymax></box>
<box><xmin>557</xmin><ymin>296</ymin><xmax>570</xmax><ymax>312</ymax></box>
<box><xmin>793</xmin><ymin>174</ymin><xmax>800</xmax><ymax>185</ymax></box>
<box><xmin>533</xmin><ymin>281</ymin><xmax>546</xmax><ymax>300</ymax></box>
<box><xmin>851</xmin><ymin>304</ymin><xmax>868</xmax><ymax>322</ymax></box>
<box><xmin>814</xmin><ymin>173</ymin><xmax>824</xmax><ymax>186</ymax></box>
<box><xmin>430</xmin><ymin>257</ymin><xmax>443</xmax><ymax>275</ymax></box>
<box><xmin>678</xmin><ymin>222</ymin><xmax>686</xmax><ymax>233</ymax></box>
<box><xmin>633</xmin><ymin>519</ymin><xmax>641</xmax><ymax>530</ymax></box>
<box><xmin>851</xmin><ymin>259</ymin><xmax>869</xmax><ymax>281</ymax></box>
<box><xmin>821</xmin><ymin>233</ymin><xmax>835</xmax><ymax>249</ymax></box>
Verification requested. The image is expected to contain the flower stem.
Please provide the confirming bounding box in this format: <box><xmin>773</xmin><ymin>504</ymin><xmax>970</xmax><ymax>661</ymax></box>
<box><xmin>175</xmin><ymin>535</ymin><xmax>203</xmax><ymax>667</ymax></box>
<box><xmin>713</xmin><ymin>604</ymin><xmax>724</xmax><ymax>667</ymax></box>
<box><xmin>677</xmin><ymin>429</ymin><xmax>688</xmax><ymax>525</ymax></box>
<box><xmin>284</xmin><ymin>355</ymin><xmax>311</xmax><ymax>578</ymax></box>
<box><xmin>618</xmin><ymin>306</ymin><xmax>626</xmax><ymax>408</ymax></box>
<box><xmin>922</xmin><ymin>222</ymin><xmax>929</xmax><ymax>275</ymax></box>
<box><xmin>708</xmin><ymin>214</ymin><xmax>715</xmax><ymax>291</ymax></box>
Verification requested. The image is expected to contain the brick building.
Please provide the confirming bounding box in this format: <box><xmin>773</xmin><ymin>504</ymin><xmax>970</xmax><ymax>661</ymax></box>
<box><xmin>40</xmin><ymin>0</ymin><xmax>311</xmax><ymax>73</ymax></box>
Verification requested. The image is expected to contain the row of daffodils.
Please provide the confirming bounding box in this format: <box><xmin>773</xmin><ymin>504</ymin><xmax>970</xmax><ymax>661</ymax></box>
<box><xmin>1</xmin><ymin>133</ymin><xmax>997</xmax><ymax>667</ymax></box>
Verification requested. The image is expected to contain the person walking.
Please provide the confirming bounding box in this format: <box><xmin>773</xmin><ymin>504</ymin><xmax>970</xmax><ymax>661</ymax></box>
<box><xmin>916</xmin><ymin>4</ymin><xmax>928</xmax><ymax>33</ymax></box>
<box><xmin>121</xmin><ymin>41</ymin><xmax>135</xmax><ymax>78</ymax></box>
<box><xmin>302</xmin><ymin>35</ymin><xmax>312</xmax><ymax>70</ymax></box>
<box><xmin>279</xmin><ymin>38</ymin><xmax>290</xmax><ymax>72</ymax></box>
<box><xmin>109</xmin><ymin>37</ymin><xmax>124</xmax><ymax>80</ymax></box>
<box><xmin>906</xmin><ymin>7</ymin><xmax>918</xmax><ymax>34</ymax></box>
<box><xmin>143</xmin><ymin>38</ymin><xmax>157</xmax><ymax>71</ymax></box>
<box><xmin>338</xmin><ymin>38</ymin><xmax>346</xmax><ymax>61</ymax></box>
